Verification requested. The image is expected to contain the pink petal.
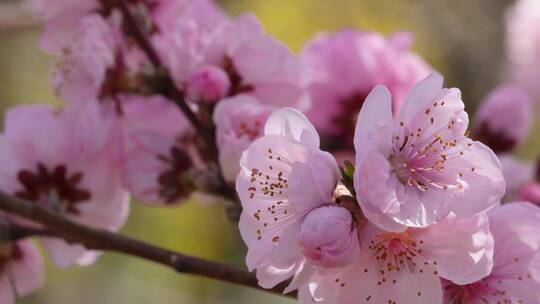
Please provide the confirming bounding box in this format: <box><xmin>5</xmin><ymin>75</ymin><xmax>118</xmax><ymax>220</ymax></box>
<box><xmin>414</xmin><ymin>214</ymin><xmax>494</xmax><ymax>285</ymax></box>
<box><xmin>10</xmin><ymin>240</ymin><xmax>45</xmax><ymax>297</ymax></box>
<box><xmin>396</xmin><ymin>72</ymin><xmax>444</xmax><ymax>124</ymax></box>
<box><xmin>264</xmin><ymin>108</ymin><xmax>320</xmax><ymax>151</ymax></box>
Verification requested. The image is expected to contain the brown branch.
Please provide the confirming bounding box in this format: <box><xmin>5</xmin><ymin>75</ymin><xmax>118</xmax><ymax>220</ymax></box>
<box><xmin>0</xmin><ymin>191</ymin><xmax>294</xmax><ymax>298</ymax></box>
<box><xmin>112</xmin><ymin>0</ymin><xmax>239</xmax><ymax>204</ymax></box>
<box><xmin>113</xmin><ymin>0</ymin><xmax>212</xmax><ymax>146</ymax></box>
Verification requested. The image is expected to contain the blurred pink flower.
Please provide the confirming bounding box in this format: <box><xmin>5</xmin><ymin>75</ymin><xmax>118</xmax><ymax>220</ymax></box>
<box><xmin>152</xmin><ymin>0</ymin><xmax>227</xmax><ymax>35</ymax></box>
<box><xmin>506</xmin><ymin>0</ymin><xmax>540</xmax><ymax>104</ymax></box>
<box><xmin>518</xmin><ymin>183</ymin><xmax>540</xmax><ymax>206</ymax></box>
<box><xmin>473</xmin><ymin>85</ymin><xmax>532</xmax><ymax>153</ymax></box>
<box><xmin>213</xmin><ymin>95</ymin><xmax>273</xmax><ymax>182</ymax></box>
<box><xmin>120</xmin><ymin>95</ymin><xmax>196</xmax><ymax>205</ymax></box>
<box><xmin>354</xmin><ymin>72</ymin><xmax>505</xmax><ymax>232</ymax></box>
<box><xmin>52</xmin><ymin>15</ymin><xmax>116</xmax><ymax>106</ymax></box>
<box><xmin>0</xmin><ymin>239</ymin><xmax>45</xmax><ymax>304</ymax></box>
<box><xmin>186</xmin><ymin>65</ymin><xmax>231</xmax><ymax>103</ymax></box>
<box><xmin>157</xmin><ymin>14</ymin><xmax>309</xmax><ymax>107</ymax></box>
<box><xmin>236</xmin><ymin>108</ymin><xmax>339</xmax><ymax>290</ymax></box>
<box><xmin>301</xmin><ymin>30</ymin><xmax>431</xmax><ymax>144</ymax></box>
<box><xmin>443</xmin><ymin>202</ymin><xmax>540</xmax><ymax>304</ymax></box>
<box><xmin>32</xmin><ymin>0</ymin><xmax>100</xmax><ymax>52</ymax></box>
<box><xmin>0</xmin><ymin>103</ymin><xmax>129</xmax><ymax>267</ymax></box>
<box><xmin>297</xmin><ymin>206</ymin><xmax>360</xmax><ymax>268</ymax></box>
<box><xmin>301</xmin><ymin>214</ymin><xmax>494</xmax><ymax>303</ymax></box>
<box><xmin>499</xmin><ymin>154</ymin><xmax>536</xmax><ymax>202</ymax></box>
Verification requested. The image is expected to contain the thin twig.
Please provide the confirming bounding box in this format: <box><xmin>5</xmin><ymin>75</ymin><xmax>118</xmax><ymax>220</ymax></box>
<box><xmin>113</xmin><ymin>0</ymin><xmax>213</xmax><ymax>145</ymax></box>
<box><xmin>113</xmin><ymin>0</ymin><xmax>239</xmax><ymax>204</ymax></box>
<box><xmin>0</xmin><ymin>191</ymin><xmax>294</xmax><ymax>298</ymax></box>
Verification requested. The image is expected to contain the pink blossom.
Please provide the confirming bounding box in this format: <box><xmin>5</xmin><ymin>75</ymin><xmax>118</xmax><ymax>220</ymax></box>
<box><xmin>499</xmin><ymin>154</ymin><xmax>535</xmax><ymax>202</ymax></box>
<box><xmin>0</xmin><ymin>239</ymin><xmax>45</xmax><ymax>304</ymax></box>
<box><xmin>301</xmin><ymin>214</ymin><xmax>494</xmax><ymax>303</ymax></box>
<box><xmin>186</xmin><ymin>65</ymin><xmax>231</xmax><ymax>103</ymax></box>
<box><xmin>213</xmin><ymin>95</ymin><xmax>273</xmax><ymax>182</ymax></box>
<box><xmin>32</xmin><ymin>0</ymin><xmax>100</xmax><ymax>52</ymax></box>
<box><xmin>297</xmin><ymin>206</ymin><xmax>360</xmax><ymax>268</ymax></box>
<box><xmin>152</xmin><ymin>0</ymin><xmax>227</xmax><ymax>35</ymax></box>
<box><xmin>52</xmin><ymin>15</ymin><xmax>116</xmax><ymax>106</ymax></box>
<box><xmin>120</xmin><ymin>95</ymin><xmax>196</xmax><ymax>205</ymax></box>
<box><xmin>354</xmin><ymin>72</ymin><xmax>505</xmax><ymax>232</ymax></box>
<box><xmin>443</xmin><ymin>202</ymin><xmax>540</xmax><ymax>303</ymax></box>
<box><xmin>0</xmin><ymin>103</ymin><xmax>129</xmax><ymax>267</ymax></box>
<box><xmin>158</xmin><ymin>14</ymin><xmax>309</xmax><ymax>108</ymax></box>
<box><xmin>302</xmin><ymin>30</ymin><xmax>431</xmax><ymax>144</ymax></box>
<box><xmin>506</xmin><ymin>0</ymin><xmax>540</xmax><ymax>103</ymax></box>
<box><xmin>473</xmin><ymin>85</ymin><xmax>532</xmax><ymax>153</ymax></box>
<box><xmin>518</xmin><ymin>183</ymin><xmax>540</xmax><ymax>206</ymax></box>
<box><xmin>237</xmin><ymin>108</ymin><xmax>339</xmax><ymax>289</ymax></box>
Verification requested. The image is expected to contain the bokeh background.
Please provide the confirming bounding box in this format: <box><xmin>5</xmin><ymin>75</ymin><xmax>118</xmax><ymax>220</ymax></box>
<box><xmin>0</xmin><ymin>0</ymin><xmax>537</xmax><ymax>303</ymax></box>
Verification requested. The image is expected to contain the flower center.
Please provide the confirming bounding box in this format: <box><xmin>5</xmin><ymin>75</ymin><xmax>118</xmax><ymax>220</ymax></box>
<box><xmin>222</xmin><ymin>56</ymin><xmax>254</xmax><ymax>96</ymax></box>
<box><xmin>157</xmin><ymin>146</ymin><xmax>195</xmax><ymax>204</ymax></box>
<box><xmin>235</xmin><ymin>119</ymin><xmax>263</xmax><ymax>141</ymax></box>
<box><xmin>442</xmin><ymin>280</ymin><xmax>497</xmax><ymax>304</ymax></box>
<box><xmin>15</xmin><ymin>163</ymin><xmax>90</xmax><ymax>215</ymax></box>
<box><xmin>328</xmin><ymin>91</ymin><xmax>369</xmax><ymax>148</ymax></box>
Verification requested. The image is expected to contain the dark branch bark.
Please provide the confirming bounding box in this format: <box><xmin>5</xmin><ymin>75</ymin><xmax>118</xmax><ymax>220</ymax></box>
<box><xmin>113</xmin><ymin>0</ymin><xmax>214</xmax><ymax>148</ymax></box>
<box><xmin>0</xmin><ymin>191</ymin><xmax>294</xmax><ymax>298</ymax></box>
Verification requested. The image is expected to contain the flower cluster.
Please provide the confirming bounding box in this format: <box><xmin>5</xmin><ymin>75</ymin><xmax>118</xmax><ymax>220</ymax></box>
<box><xmin>0</xmin><ymin>0</ymin><xmax>538</xmax><ymax>303</ymax></box>
<box><xmin>237</xmin><ymin>72</ymin><xmax>540</xmax><ymax>303</ymax></box>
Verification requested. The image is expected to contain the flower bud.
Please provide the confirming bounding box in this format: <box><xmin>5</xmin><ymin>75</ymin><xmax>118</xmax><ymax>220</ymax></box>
<box><xmin>186</xmin><ymin>65</ymin><xmax>231</xmax><ymax>103</ymax></box>
<box><xmin>298</xmin><ymin>205</ymin><xmax>360</xmax><ymax>268</ymax></box>
<box><xmin>474</xmin><ymin>85</ymin><xmax>532</xmax><ymax>153</ymax></box>
<box><xmin>518</xmin><ymin>182</ymin><xmax>540</xmax><ymax>206</ymax></box>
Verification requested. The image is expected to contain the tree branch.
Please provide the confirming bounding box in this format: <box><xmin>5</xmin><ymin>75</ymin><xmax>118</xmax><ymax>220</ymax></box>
<box><xmin>113</xmin><ymin>0</ymin><xmax>213</xmax><ymax>147</ymax></box>
<box><xmin>113</xmin><ymin>0</ymin><xmax>240</xmax><ymax>204</ymax></box>
<box><xmin>0</xmin><ymin>191</ymin><xmax>294</xmax><ymax>298</ymax></box>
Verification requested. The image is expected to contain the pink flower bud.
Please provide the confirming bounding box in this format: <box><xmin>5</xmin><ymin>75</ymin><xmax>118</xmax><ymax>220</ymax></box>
<box><xmin>186</xmin><ymin>65</ymin><xmax>231</xmax><ymax>103</ymax></box>
<box><xmin>474</xmin><ymin>85</ymin><xmax>532</xmax><ymax>153</ymax></box>
<box><xmin>298</xmin><ymin>206</ymin><xmax>359</xmax><ymax>268</ymax></box>
<box><xmin>518</xmin><ymin>182</ymin><xmax>540</xmax><ymax>206</ymax></box>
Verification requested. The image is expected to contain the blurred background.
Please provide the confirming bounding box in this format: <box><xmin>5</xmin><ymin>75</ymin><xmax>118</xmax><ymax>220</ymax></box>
<box><xmin>0</xmin><ymin>0</ymin><xmax>537</xmax><ymax>303</ymax></box>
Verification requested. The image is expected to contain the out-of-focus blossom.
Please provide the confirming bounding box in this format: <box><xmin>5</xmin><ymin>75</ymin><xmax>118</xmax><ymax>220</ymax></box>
<box><xmin>297</xmin><ymin>206</ymin><xmax>360</xmax><ymax>268</ymax></box>
<box><xmin>0</xmin><ymin>239</ymin><xmax>45</xmax><ymax>304</ymax></box>
<box><xmin>473</xmin><ymin>85</ymin><xmax>532</xmax><ymax>153</ymax></box>
<box><xmin>300</xmin><ymin>214</ymin><xmax>494</xmax><ymax>303</ymax></box>
<box><xmin>519</xmin><ymin>183</ymin><xmax>540</xmax><ymax>206</ymax></box>
<box><xmin>0</xmin><ymin>103</ymin><xmax>130</xmax><ymax>267</ymax></box>
<box><xmin>354</xmin><ymin>72</ymin><xmax>505</xmax><ymax>232</ymax></box>
<box><xmin>32</xmin><ymin>0</ymin><xmax>100</xmax><ymax>52</ymax></box>
<box><xmin>302</xmin><ymin>30</ymin><xmax>431</xmax><ymax>145</ymax></box>
<box><xmin>499</xmin><ymin>154</ymin><xmax>535</xmax><ymax>202</ymax></box>
<box><xmin>158</xmin><ymin>14</ymin><xmax>309</xmax><ymax>108</ymax></box>
<box><xmin>152</xmin><ymin>0</ymin><xmax>227</xmax><ymax>35</ymax></box>
<box><xmin>237</xmin><ymin>108</ymin><xmax>339</xmax><ymax>290</ymax></box>
<box><xmin>186</xmin><ymin>65</ymin><xmax>231</xmax><ymax>103</ymax></box>
<box><xmin>506</xmin><ymin>0</ymin><xmax>540</xmax><ymax>104</ymax></box>
<box><xmin>52</xmin><ymin>15</ymin><xmax>116</xmax><ymax>106</ymax></box>
<box><xmin>214</xmin><ymin>95</ymin><xmax>273</xmax><ymax>182</ymax></box>
<box><xmin>120</xmin><ymin>95</ymin><xmax>196</xmax><ymax>205</ymax></box>
<box><xmin>443</xmin><ymin>202</ymin><xmax>540</xmax><ymax>304</ymax></box>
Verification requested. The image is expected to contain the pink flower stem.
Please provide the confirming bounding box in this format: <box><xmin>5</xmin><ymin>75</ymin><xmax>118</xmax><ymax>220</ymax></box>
<box><xmin>0</xmin><ymin>190</ymin><xmax>293</xmax><ymax>297</ymax></box>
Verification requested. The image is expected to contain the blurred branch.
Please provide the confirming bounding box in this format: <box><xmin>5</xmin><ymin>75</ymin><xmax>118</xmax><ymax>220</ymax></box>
<box><xmin>0</xmin><ymin>190</ymin><xmax>294</xmax><ymax>298</ymax></box>
<box><xmin>0</xmin><ymin>1</ymin><xmax>41</xmax><ymax>31</ymax></box>
<box><xmin>113</xmin><ymin>0</ymin><xmax>212</xmax><ymax>148</ymax></box>
<box><xmin>113</xmin><ymin>0</ymin><xmax>238</xmax><ymax>203</ymax></box>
